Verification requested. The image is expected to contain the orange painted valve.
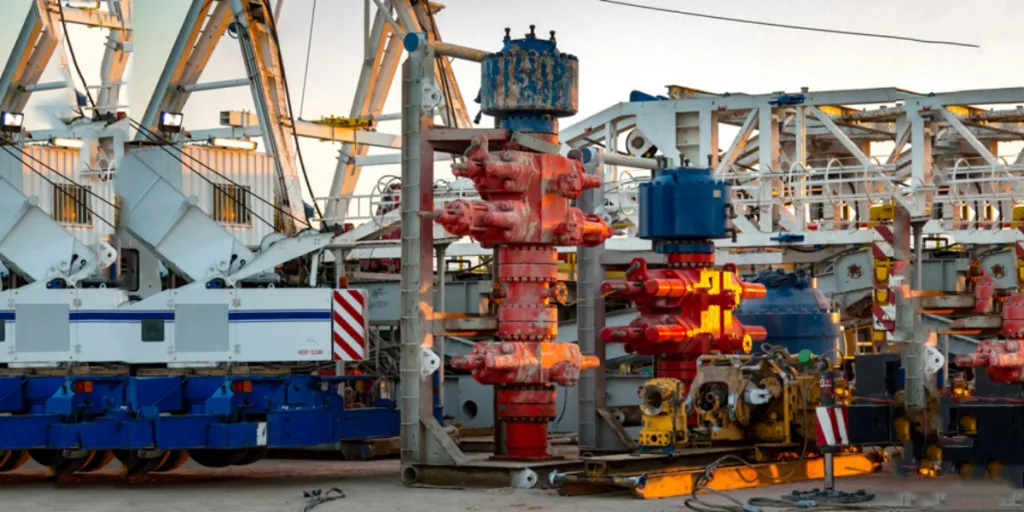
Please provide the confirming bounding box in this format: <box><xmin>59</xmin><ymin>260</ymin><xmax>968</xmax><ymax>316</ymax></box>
<box><xmin>435</xmin><ymin>133</ymin><xmax>611</xmax><ymax>460</ymax></box>
<box><xmin>601</xmin><ymin>258</ymin><xmax>767</xmax><ymax>394</ymax></box>
<box><xmin>955</xmin><ymin>292</ymin><xmax>1024</xmax><ymax>383</ymax></box>
<box><xmin>451</xmin><ymin>342</ymin><xmax>600</xmax><ymax>387</ymax></box>
<box><xmin>956</xmin><ymin>340</ymin><xmax>1024</xmax><ymax>383</ymax></box>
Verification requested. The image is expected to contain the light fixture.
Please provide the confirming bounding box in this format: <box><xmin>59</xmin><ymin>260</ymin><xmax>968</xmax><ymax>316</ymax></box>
<box><xmin>210</xmin><ymin>137</ymin><xmax>257</xmax><ymax>151</ymax></box>
<box><xmin>158</xmin><ymin>111</ymin><xmax>184</xmax><ymax>133</ymax></box>
<box><xmin>1</xmin><ymin>111</ymin><xmax>24</xmax><ymax>133</ymax></box>
<box><xmin>66</xmin><ymin>0</ymin><xmax>101</xmax><ymax>9</ymax></box>
<box><xmin>50</xmin><ymin>137</ymin><xmax>85</xmax><ymax>149</ymax></box>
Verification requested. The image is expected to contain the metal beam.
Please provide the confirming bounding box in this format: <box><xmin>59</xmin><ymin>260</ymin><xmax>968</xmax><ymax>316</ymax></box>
<box><xmin>716</xmin><ymin>110</ymin><xmax>757</xmax><ymax>175</ymax></box>
<box><xmin>185</xmin><ymin>117</ymin><xmax>402</xmax><ymax>148</ymax></box>
<box><xmin>939</xmin><ymin>107</ymin><xmax>999</xmax><ymax>167</ymax></box>
<box><xmin>182</xmin><ymin>78</ymin><xmax>251</xmax><ymax>92</ymax></box>
<box><xmin>137</xmin><ymin>0</ymin><xmax>219</xmax><ymax>136</ymax></box>
<box><xmin>806</xmin><ymin>105</ymin><xmax>871</xmax><ymax>166</ymax></box>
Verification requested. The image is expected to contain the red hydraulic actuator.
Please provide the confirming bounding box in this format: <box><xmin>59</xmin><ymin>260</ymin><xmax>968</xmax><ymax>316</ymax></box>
<box><xmin>438</xmin><ymin>136</ymin><xmax>612</xmax><ymax>459</ymax></box>
<box><xmin>956</xmin><ymin>292</ymin><xmax>1024</xmax><ymax>383</ymax></box>
<box><xmin>601</xmin><ymin>257</ymin><xmax>768</xmax><ymax>393</ymax></box>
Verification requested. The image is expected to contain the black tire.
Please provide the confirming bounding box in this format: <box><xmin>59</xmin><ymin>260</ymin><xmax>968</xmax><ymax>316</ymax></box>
<box><xmin>78</xmin><ymin>451</ymin><xmax>114</xmax><ymax>473</ymax></box>
<box><xmin>28</xmin><ymin>450</ymin><xmax>61</xmax><ymax>467</ymax></box>
<box><xmin>0</xmin><ymin>450</ymin><xmax>29</xmax><ymax>472</ymax></box>
<box><xmin>151</xmin><ymin>450</ymin><xmax>189</xmax><ymax>472</ymax></box>
<box><xmin>188</xmin><ymin>449</ymin><xmax>249</xmax><ymax>468</ymax></box>
<box><xmin>232</xmin><ymin>447</ymin><xmax>268</xmax><ymax>466</ymax></box>
<box><xmin>114</xmin><ymin>450</ymin><xmax>164</xmax><ymax>477</ymax></box>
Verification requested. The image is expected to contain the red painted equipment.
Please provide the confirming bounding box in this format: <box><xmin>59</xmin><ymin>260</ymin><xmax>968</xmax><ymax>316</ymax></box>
<box><xmin>439</xmin><ymin>136</ymin><xmax>612</xmax><ymax>459</ymax></box>
<box><xmin>601</xmin><ymin>257</ymin><xmax>767</xmax><ymax>396</ymax></box>
<box><xmin>956</xmin><ymin>292</ymin><xmax>1024</xmax><ymax>383</ymax></box>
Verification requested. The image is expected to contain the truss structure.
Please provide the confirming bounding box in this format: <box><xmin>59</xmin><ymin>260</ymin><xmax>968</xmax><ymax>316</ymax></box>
<box><xmin>562</xmin><ymin>86</ymin><xmax>1024</xmax><ymax>259</ymax></box>
<box><xmin>0</xmin><ymin>0</ymin><xmax>132</xmax><ymax>174</ymax></box>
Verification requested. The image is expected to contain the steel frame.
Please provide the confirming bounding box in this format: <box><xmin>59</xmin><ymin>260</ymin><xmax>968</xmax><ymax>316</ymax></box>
<box><xmin>139</xmin><ymin>0</ymin><xmax>312</xmax><ymax>233</ymax></box>
<box><xmin>561</xmin><ymin>86</ymin><xmax>1024</xmax><ymax>259</ymax></box>
<box><xmin>322</xmin><ymin>0</ymin><xmax>469</xmax><ymax>228</ymax></box>
<box><xmin>0</xmin><ymin>0</ymin><xmax>133</xmax><ymax>176</ymax></box>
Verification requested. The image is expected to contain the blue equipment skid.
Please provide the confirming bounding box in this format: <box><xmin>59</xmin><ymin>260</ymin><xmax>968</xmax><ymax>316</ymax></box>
<box><xmin>0</xmin><ymin>374</ymin><xmax>399</xmax><ymax>454</ymax></box>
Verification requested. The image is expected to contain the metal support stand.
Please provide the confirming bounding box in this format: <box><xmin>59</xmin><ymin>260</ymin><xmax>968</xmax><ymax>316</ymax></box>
<box><xmin>577</xmin><ymin>148</ymin><xmax>634</xmax><ymax>454</ymax></box>
<box><xmin>399</xmin><ymin>36</ymin><xmax>465</xmax><ymax>477</ymax></box>
<box><xmin>435</xmin><ymin>243</ymin><xmax>447</xmax><ymax>411</ymax></box>
<box><xmin>782</xmin><ymin>369</ymin><xmax>875</xmax><ymax>505</ymax></box>
<box><xmin>398</xmin><ymin>32</ymin><xmax>586</xmax><ymax>489</ymax></box>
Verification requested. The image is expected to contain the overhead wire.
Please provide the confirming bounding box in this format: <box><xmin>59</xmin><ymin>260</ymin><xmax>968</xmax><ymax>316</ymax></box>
<box><xmin>56</xmin><ymin>1</ymin><xmax>98</xmax><ymax>112</ymax></box>
<box><xmin>56</xmin><ymin>1</ymin><xmax>286</xmax><ymax>232</ymax></box>
<box><xmin>9</xmin><ymin>143</ymin><xmax>119</xmax><ymax>210</ymax></box>
<box><xmin>0</xmin><ymin>144</ymin><xmax>115</xmax><ymax>229</ymax></box>
<box><xmin>263</xmin><ymin>2</ymin><xmax>325</xmax><ymax>225</ymax></box>
<box><xmin>128</xmin><ymin>119</ymin><xmax>280</xmax><ymax>230</ymax></box>
<box><xmin>298</xmin><ymin>0</ymin><xmax>317</xmax><ymax>119</ymax></box>
<box><xmin>598</xmin><ymin>0</ymin><xmax>980</xmax><ymax>49</ymax></box>
<box><xmin>19</xmin><ymin>1</ymin><xmax>120</xmax><ymax>229</ymax></box>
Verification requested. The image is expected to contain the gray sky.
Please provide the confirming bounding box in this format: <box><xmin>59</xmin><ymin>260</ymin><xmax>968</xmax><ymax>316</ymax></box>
<box><xmin>3</xmin><ymin>0</ymin><xmax>1022</xmax><ymax>201</ymax></box>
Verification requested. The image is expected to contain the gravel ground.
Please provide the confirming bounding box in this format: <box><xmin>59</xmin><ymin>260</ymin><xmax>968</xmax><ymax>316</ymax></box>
<box><xmin>0</xmin><ymin>459</ymin><xmax>1021</xmax><ymax>511</ymax></box>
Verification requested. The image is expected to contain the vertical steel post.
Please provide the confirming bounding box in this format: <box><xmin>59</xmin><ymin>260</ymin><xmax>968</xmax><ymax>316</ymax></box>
<box><xmin>399</xmin><ymin>36</ymin><xmax>429</xmax><ymax>464</ymax></box>
<box><xmin>913</xmin><ymin>221</ymin><xmax>925</xmax><ymax>290</ymax></box>
<box><xmin>819</xmin><ymin>369</ymin><xmax>837</xmax><ymax>491</ymax></box>
<box><xmin>577</xmin><ymin>147</ymin><xmax>629</xmax><ymax>453</ymax></box>
<box><xmin>577</xmin><ymin>150</ymin><xmax>600</xmax><ymax>452</ymax></box>
<box><xmin>435</xmin><ymin>243</ymin><xmax>447</xmax><ymax>410</ymax></box>
<box><xmin>491</xmin><ymin>247</ymin><xmax>505</xmax><ymax>457</ymax></box>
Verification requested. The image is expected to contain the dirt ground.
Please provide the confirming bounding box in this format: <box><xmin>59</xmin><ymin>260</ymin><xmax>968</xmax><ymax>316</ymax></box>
<box><xmin>0</xmin><ymin>459</ymin><xmax>1021</xmax><ymax>511</ymax></box>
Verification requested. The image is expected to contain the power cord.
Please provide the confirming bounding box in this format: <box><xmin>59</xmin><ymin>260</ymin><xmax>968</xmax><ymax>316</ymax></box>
<box><xmin>301</xmin><ymin>487</ymin><xmax>345</xmax><ymax>512</ymax></box>
<box><xmin>682</xmin><ymin>374</ymin><xmax>911</xmax><ymax>512</ymax></box>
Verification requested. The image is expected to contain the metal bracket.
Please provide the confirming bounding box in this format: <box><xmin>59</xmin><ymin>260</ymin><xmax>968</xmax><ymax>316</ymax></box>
<box><xmin>420</xmin><ymin>347</ymin><xmax>441</xmax><ymax>376</ymax></box>
<box><xmin>924</xmin><ymin>345</ymin><xmax>945</xmax><ymax>376</ymax></box>
<box><xmin>422</xmin><ymin>81</ymin><xmax>443</xmax><ymax>112</ymax></box>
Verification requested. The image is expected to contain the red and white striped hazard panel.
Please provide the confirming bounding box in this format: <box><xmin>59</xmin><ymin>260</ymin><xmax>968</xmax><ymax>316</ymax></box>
<box><xmin>332</xmin><ymin>289</ymin><xmax>368</xmax><ymax>361</ymax></box>
<box><xmin>815</xmin><ymin>406</ymin><xmax>850</xmax><ymax>447</ymax></box>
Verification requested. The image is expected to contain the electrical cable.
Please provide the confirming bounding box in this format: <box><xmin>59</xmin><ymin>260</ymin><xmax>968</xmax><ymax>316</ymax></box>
<box><xmin>684</xmin><ymin>380</ymin><xmax>814</xmax><ymax>512</ymax></box>
<box><xmin>128</xmin><ymin>119</ymin><xmax>276</xmax><ymax>230</ymax></box>
<box><xmin>263</xmin><ymin>3</ymin><xmax>324</xmax><ymax>225</ymax></box>
<box><xmin>300</xmin><ymin>487</ymin><xmax>345</xmax><ymax>512</ymax></box>
<box><xmin>56</xmin><ymin>1</ymin><xmax>98</xmax><ymax>112</ymax></box>
<box><xmin>58</xmin><ymin>1</ymin><xmax>284</xmax><ymax>232</ymax></box>
<box><xmin>682</xmin><ymin>353</ymin><xmax>911</xmax><ymax>512</ymax></box>
<box><xmin>598</xmin><ymin>0</ymin><xmax>980</xmax><ymax>49</ymax></box>
<box><xmin>0</xmin><ymin>144</ymin><xmax>115</xmax><ymax>229</ymax></box>
<box><xmin>129</xmin><ymin>117</ymin><xmax>312</xmax><ymax>229</ymax></box>
<box><xmin>8</xmin><ymin>143</ymin><xmax>119</xmax><ymax>210</ymax></box>
<box><xmin>298</xmin><ymin>0</ymin><xmax>317</xmax><ymax>119</ymax></box>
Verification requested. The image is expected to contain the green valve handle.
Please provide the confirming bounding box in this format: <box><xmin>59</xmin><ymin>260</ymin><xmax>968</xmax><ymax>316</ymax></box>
<box><xmin>797</xmin><ymin>349</ymin><xmax>815</xmax><ymax>368</ymax></box>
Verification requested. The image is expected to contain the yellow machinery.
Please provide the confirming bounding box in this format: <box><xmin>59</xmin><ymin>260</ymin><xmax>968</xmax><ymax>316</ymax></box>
<box><xmin>638</xmin><ymin>347</ymin><xmax>822</xmax><ymax>458</ymax></box>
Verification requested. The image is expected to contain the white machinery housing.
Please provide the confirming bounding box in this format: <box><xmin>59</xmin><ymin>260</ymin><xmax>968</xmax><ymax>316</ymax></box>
<box><xmin>115</xmin><ymin>149</ymin><xmax>340</xmax><ymax>366</ymax></box>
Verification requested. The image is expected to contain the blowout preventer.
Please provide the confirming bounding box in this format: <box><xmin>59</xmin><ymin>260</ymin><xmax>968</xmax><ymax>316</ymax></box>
<box><xmin>600</xmin><ymin>167</ymin><xmax>767</xmax><ymax>451</ymax></box>
<box><xmin>956</xmin><ymin>292</ymin><xmax>1024</xmax><ymax>383</ymax></box>
<box><xmin>438</xmin><ymin>26</ymin><xmax>613</xmax><ymax>460</ymax></box>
